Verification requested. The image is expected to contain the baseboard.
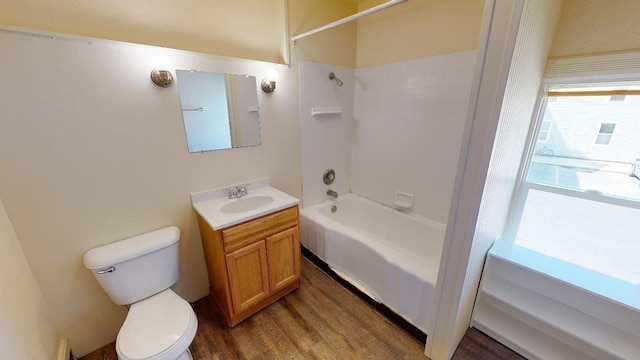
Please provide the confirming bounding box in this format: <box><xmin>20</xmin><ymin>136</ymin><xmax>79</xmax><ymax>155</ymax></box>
<box><xmin>57</xmin><ymin>337</ymin><xmax>72</xmax><ymax>360</ymax></box>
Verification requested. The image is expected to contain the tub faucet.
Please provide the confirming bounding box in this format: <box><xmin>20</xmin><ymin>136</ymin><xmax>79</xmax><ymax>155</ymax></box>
<box><xmin>327</xmin><ymin>189</ymin><xmax>338</xmax><ymax>199</ymax></box>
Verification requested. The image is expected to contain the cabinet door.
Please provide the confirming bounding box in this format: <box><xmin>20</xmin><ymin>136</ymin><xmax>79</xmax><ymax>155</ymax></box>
<box><xmin>266</xmin><ymin>226</ymin><xmax>301</xmax><ymax>293</ymax></box>
<box><xmin>226</xmin><ymin>241</ymin><xmax>270</xmax><ymax>314</ymax></box>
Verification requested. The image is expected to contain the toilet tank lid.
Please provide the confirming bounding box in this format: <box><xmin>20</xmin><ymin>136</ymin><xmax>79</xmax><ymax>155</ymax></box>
<box><xmin>83</xmin><ymin>226</ymin><xmax>180</xmax><ymax>270</ymax></box>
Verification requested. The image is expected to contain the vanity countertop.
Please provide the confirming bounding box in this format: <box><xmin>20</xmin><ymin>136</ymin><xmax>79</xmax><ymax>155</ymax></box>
<box><xmin>191</xmin><ymin>178</ymin><xmax>299</xmax><ymax>230</ymax></box>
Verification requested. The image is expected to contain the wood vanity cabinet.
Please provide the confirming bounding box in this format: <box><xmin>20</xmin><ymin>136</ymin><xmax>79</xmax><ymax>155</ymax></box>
<box><xmin>197</xmin><ymin>205</ymin><xmax>301</xmax><ymax>327</ymax></box>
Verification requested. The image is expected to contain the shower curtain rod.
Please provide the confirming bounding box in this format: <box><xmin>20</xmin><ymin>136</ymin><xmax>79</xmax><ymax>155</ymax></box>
<box><xmin>290</xmin><ymin>0</ymin><xmax>407</xmax><ymax>45</ymax></box>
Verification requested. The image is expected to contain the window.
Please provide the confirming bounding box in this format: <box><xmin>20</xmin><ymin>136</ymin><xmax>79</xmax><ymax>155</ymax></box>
<box><xmin>537</xmin><ymin>120</ymin><xmax>551</xmax><ymax>142</ymax></box>
<box><xmin>594</xmin><ymin>122</ymin><xmax>616</xmax><ymax>145</ymax></box>
<box><xmin>508</xmin><ymin>83</ymin><xmax>640</xmax><ymax>289</ymax></box>
<box><xmin>609</xmin><ymin>94</ymin><xmax>626</xmax><ymax>102</ymax></box>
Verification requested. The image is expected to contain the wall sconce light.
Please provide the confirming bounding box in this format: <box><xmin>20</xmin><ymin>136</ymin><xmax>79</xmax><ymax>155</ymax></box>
<box><xmin>151</xmin><ymin>68</ymin><xmax>174</xmax><ymax>88</ymax></box>
<box><xmin>261</xmin><ymin>69</ymin><xmax>279</xmax><ymax>93</ymax></box>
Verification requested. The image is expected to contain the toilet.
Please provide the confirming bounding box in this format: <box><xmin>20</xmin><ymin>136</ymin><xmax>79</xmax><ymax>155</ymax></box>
<box><xmin>83</xmin><ymin>226</ymin><xmax>198</xmax><ymax>360</ymax></box>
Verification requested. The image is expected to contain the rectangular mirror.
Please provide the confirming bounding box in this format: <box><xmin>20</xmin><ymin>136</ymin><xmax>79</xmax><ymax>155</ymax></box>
<box><xmin>176</xmin><ymin>70</ymin><xmax>261</xmax><ymax>152</ymax></box>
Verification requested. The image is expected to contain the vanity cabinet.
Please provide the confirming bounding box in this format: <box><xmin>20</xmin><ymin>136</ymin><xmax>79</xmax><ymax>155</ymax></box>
<box><xmin>197</xmin><ymin>205</ymin><xmax>301</xmax><ymax>327</ymax></box>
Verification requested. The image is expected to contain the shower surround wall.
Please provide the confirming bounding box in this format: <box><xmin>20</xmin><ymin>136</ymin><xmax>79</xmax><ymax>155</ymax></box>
<box><xmin>300</xmin><ymin>50</ymin><xmax>476</xmax><ymax>224</ymax></box>
<box><xmin>299</xmin><ymin>61</ymin><xmax>355</xmax><ymax>207</ymax></box>
<box><xmin>352</xmin><ymin>51</ymin><xmax>476</xmax><ymax>223</ymax></box>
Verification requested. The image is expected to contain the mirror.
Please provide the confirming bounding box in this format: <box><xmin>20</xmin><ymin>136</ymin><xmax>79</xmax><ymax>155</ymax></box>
<box><xmin>176</xmin><ymin>70</ymin><xmax>261</xmax><ymax>152</ymax></box>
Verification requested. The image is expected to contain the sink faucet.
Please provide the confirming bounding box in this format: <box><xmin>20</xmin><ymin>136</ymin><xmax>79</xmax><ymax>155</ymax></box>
<box><xmin>327</xmin><ymin>189</ymin><xmax>338</xmax><ymax>199</ymax></box>
<box><xmin>226</xmin><ymin>186</ymin><xmax>248</xmax><ymax>199</ymax></box>
<box><xmin>226</xmin><ymin>188</ymin><xmax>237</xmax><ymax>199</ymax></box>
<box><xmin>236</xmin><ymin>186</ymin><xmax>248</xmax><ymax>198</ymax></box>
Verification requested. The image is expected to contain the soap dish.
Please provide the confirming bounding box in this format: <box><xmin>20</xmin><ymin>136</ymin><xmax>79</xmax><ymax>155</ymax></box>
<box><xmin>394</xmin><ymin>191</ymin><xmax>413</xmax><ymax>210</ymax></box>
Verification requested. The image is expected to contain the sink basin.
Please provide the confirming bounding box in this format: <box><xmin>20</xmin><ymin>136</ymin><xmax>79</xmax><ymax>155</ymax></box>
<box><xmin>191</xmin><ymin>179</ymin><xmax>300</xmax><ymax>230</ymax></box>
<box><xmin>219</xmin><ymin>196</ymin><xmax>274</xmax><ymax>214</ymax></box>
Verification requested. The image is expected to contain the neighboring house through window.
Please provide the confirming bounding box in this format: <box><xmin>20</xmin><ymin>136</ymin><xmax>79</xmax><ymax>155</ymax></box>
<box><xmin>537</xmin><ymin>120</ymin><xmax>551</xmax><ymax>142</ymax></box>
<box><xmin>507</xmin><ymin>83</ymin><xmax>640</xmax><ymax>294</ymax></box>
<box><xmin>594</xmin><ymin>122</ymin><xmax>616</xmax><ymax>145</ymax></box>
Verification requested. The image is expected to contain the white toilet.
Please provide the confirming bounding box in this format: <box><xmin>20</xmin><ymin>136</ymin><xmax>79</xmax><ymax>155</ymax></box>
<box><xmin>83</xmin><ymin>226</ymin><xmax>198</xmax><ymax>360</ymax></box>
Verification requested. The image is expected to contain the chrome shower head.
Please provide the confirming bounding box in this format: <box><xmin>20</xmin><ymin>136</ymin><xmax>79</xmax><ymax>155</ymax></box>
<box><xmin>329</xmin><ymin>72</ymin><xmax>344</xmax><ymax>87</ymax></box>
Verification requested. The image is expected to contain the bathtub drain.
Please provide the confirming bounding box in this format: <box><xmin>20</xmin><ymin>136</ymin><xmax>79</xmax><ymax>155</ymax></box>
<box><xmin>331</xmin><ymin>205</ymin><xmax>337</xmax><ymax>213</ymax></box>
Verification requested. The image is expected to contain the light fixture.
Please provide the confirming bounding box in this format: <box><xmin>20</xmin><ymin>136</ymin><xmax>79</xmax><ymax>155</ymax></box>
<box><xmin>261</xmin><ymin>69</ymin><xmax>279</xmax><ymax>93</ymax></box>
<box><xmin>151</xmin><ymin>68</ymin><xmax>174</xmax><ymax>88</ymax></box>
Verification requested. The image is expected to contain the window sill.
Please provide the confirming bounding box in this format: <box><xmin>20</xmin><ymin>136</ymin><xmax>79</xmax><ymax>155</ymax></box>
<box><xmin>473</xmin><ymin>241</ymin><xmax>640</xmax><ymax>359</ymax></box>
<box><xmin>490</xmin><ymin>240</ymin><xmax>640</xmax><ymax>312</ymax></box>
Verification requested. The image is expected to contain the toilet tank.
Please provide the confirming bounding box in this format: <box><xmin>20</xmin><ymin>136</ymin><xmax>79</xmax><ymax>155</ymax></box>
<box><xmin>83</xmin><ymin>226</ymin><xmax>181</xmax><ymax>305</ymax></box>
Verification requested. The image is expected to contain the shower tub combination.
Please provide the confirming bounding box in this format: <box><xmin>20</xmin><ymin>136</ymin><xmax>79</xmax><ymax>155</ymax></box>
<box><xmin>299</xmin><ymin>194</ymin><xmax>445</xmax><ymax>336</ymax></box>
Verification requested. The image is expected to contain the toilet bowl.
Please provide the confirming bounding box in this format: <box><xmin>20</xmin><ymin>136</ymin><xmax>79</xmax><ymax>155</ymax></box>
<box><xmin>117</xmin><ymin>290</ymin><xmax>197</xmax><ymax>360</ymax></box>
<box><xmin>83</xmin><ymin>226</ymin><xmax>198</xmax><ymax>360</ymax></box>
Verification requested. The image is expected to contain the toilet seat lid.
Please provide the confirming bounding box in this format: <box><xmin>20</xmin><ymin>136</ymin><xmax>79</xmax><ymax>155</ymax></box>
<box><xmin>117</xmin><ymin>289</ymin><xmax>196</xmax><ymax>360</ymax></box>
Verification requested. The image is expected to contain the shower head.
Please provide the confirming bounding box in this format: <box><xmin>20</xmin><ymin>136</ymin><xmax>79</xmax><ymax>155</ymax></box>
<box><xmin>329</xmin><ymin>72</ymin><xmax>344</xmax><ymax>87</ymax></box>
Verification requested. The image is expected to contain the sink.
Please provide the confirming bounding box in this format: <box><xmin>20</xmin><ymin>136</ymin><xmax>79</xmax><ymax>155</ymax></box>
<box><xmin>219</xmin><ymin>196</ymin><xmax>274</xmax><ymax>214</ymax></box>
<box><xmin>191</xmin><ymin>178</ymin><xmax>300</xmax><ymax>230</ymax></box>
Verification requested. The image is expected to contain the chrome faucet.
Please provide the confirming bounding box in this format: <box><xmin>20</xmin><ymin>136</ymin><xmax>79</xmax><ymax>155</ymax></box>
<box><xmin>226</xmin><ymin>186</ymin><xmax>248</xmax><ymax>199</ymax></box>
<box><xmin>326</xmin><ymin>189</ymin><xmax>338</xmax><ymax>199</ymax></box>
<box><xmin>236</xmin><ymin>186</ymin><xmax>248</xmax><ymax>197</ymax></box>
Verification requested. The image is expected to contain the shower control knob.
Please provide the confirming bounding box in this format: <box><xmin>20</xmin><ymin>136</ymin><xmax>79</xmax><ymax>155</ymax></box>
<box><xmin>323</xmin><ymin>169</ymin><xmax>336</xmax><ymax>185</ymax></box>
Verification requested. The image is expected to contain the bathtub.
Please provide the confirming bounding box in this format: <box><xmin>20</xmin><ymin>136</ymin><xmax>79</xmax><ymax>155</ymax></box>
<box><xmin>299</xmin><ymin>194</ymin><xmax>445</xmax><ymax>334</ymax></box>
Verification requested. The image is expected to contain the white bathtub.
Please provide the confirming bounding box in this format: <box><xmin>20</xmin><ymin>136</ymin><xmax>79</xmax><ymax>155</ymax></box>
<box><xmin>299</xmin><ymin>194</ymin><xmax>445</xmax><ymax>334</ymax></box>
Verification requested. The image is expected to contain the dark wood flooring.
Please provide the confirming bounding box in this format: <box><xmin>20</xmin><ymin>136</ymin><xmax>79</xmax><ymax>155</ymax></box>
<box><xmin>81</xmin><ymin>258</ymin><xmax>523</xmax><ymax>360</ymax></box>
<box><xmin>453</xmin><ymin>328</ymin><xmax>526</xmax><ymax>360</ymax></box>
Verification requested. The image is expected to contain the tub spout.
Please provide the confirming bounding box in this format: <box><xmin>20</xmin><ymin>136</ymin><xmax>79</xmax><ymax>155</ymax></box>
<box><xmin>327</xmin><ymin>190</ymin><xmax>338</xmax><ymax>199</ymax></box>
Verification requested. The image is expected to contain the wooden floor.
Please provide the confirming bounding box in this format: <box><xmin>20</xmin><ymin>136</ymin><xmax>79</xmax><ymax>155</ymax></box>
<box><xmin>81</xmin><ymin>258</ymin><xmax>523</xmax><ymax>360</ymax></box>
<box><xmin>452</xmin><ymin>328</ymin><xmax>526</xmax><ymax>360</ymax></box>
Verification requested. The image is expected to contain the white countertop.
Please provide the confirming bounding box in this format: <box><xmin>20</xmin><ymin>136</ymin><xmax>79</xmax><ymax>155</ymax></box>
<box><xmin>191</xmin><ymin>178</ymin><xmax>299</xmax><ymax>230</ymax></box>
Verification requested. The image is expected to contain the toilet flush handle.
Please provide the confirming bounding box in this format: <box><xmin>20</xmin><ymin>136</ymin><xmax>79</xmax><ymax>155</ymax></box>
<box><xmin>97</xmin><ymin>266</ymin><xmax>115</xmax><ymax>274</ymax></box>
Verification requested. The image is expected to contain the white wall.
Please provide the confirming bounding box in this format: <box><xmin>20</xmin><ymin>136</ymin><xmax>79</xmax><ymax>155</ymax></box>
<box><xmin>0</xmin><ymin>196</ymin><xmax>60</xmax><ymax>360</ymax></box>
<box><xmin>427</xmin><ymin>0</ymin><xmax>562</xmax><ymax>358</ymax></box>
<box><xmin>426</xmin><ymin>1</ymin><xmax>525</xmax><ymax>358</ymax></box>
<box><xmin>299</xmin><ymin>61</ymin><xmax>355</xmax><ymax>207</ymax></box>
<box><xmin>352</xmin><ymin>51</ymin><xmax>476</xmax><ymax>223</ymax></box>
<box><xmin>0</xmin><ymin>28</ymin><xmax>300</xmax><ymax>356</ymax></box>
<box><xmin>459</xmin><ymin>0</ymin><xmax>563</xmax><ymax>344</ymax></box>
